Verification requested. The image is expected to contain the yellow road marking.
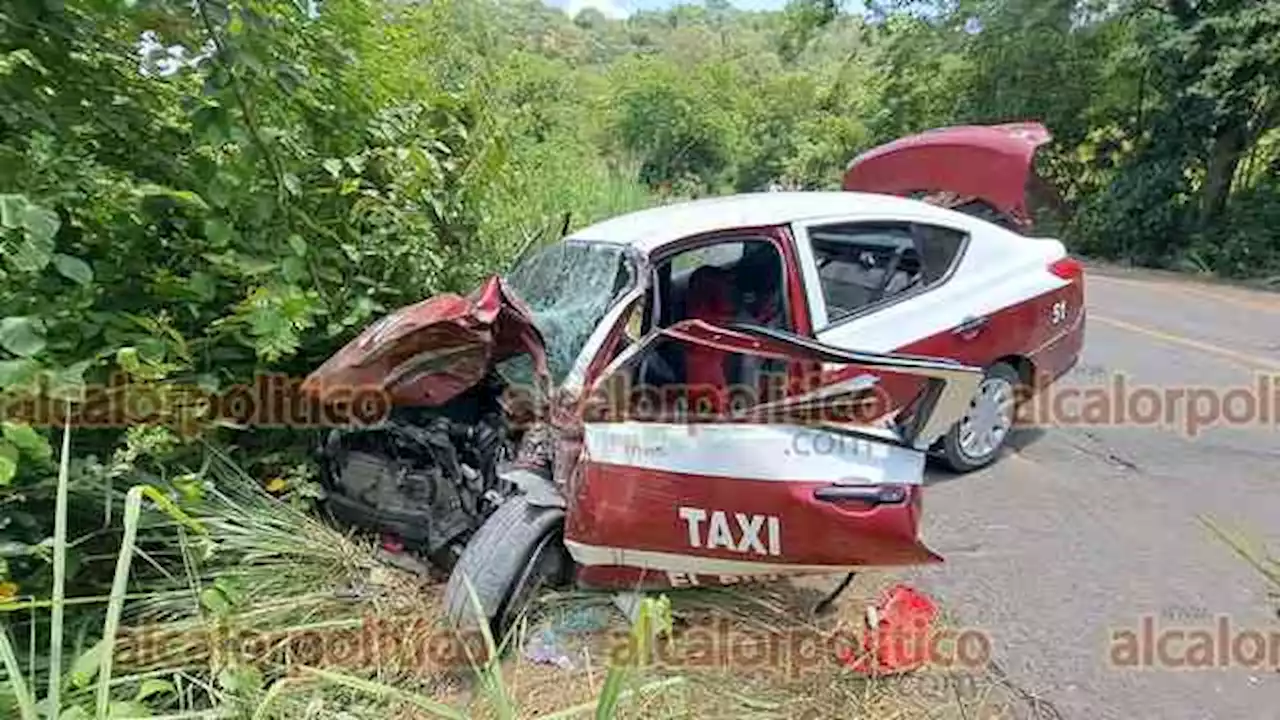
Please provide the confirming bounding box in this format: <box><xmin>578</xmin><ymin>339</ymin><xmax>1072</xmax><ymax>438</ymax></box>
<box><xmin>1089</xmin><ymin>314</ymin><xmax>1280</xmax><ymax>372</ymax></box>
<box><xmin>1089</xmin><ymin>274</ymin><xmax>1280</xmax><ymax>314</ymax></box>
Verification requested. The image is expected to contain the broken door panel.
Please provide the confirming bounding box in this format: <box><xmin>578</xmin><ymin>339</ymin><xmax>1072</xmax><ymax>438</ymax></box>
<box><xmin>563</xmin><ymin>320</ymin><xmax>983</xmax><ymax>577</ymax></box>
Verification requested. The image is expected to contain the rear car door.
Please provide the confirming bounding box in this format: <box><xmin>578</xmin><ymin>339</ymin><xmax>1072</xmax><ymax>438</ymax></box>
<box><xmin>561</xmin><ymin>320</ymin><xmax>982</xmax><ymax>584</ymax></box>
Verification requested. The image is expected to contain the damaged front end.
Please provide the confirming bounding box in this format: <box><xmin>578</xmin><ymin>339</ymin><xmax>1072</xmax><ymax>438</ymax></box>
<box><xmin>300</xmin><ymin>240</ymin><xmax>639</xmax><ymax>571</ymax></box>
<box><xmin>300</xmin><ymin>276</ymin><xmax>554</xmax><ymax>569</ymax></box>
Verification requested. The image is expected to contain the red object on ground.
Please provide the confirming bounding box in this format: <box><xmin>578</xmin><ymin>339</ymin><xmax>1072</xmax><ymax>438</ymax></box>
<box><xmin>838</xmin><ymin>583</ymin><xmax>940</xmax><ymax>675</ymax></box>
<box><xmin>381</xmin><ymin>534</ymin><xmax>405</xmax><ymax>553</ymax></box>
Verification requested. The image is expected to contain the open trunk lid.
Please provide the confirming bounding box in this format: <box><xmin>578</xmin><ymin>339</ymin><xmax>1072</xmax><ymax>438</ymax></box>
<box><xmin>843</xmin><ymin>122</ymin><xmax>1051</xmax><ymax>230</ymax></box>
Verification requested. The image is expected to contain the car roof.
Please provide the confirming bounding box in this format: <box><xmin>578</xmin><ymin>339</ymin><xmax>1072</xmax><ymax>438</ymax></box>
<box><xmin>564</xmin><ymin>191</ymin><xmax>971</xmax><ymax>254</ymax></box>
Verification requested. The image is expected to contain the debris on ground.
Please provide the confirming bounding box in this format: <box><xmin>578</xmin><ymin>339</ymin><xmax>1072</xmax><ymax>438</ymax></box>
<box><xmin>380</xmin><ymin>533</ymin><xmax>405</xmax><ymax>553</ymax></box>
<box><xmin>838</xmin><ymin>583</ymin><xmax>940</xmax><ymax>676</ymax></box>
<box><xmin>552</xmin><ymin>605</ymin><xmax>612</xmax><ymax>633</ymax></box>
<box><xmin>521</xmin><ymin>604</ymin><xmax>615</xmax><ymax>670</ymax></box>
<box><xmin>523</xmin><ymin>627</ymin><xmax>578</xmax><ymax>670</ymax></box>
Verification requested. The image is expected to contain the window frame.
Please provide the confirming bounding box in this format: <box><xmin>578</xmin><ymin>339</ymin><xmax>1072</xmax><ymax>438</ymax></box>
<box><xmin>792</xmin><ymin>217</ymin><xmax>970</xmax><ymax>332</ymax></box>
<box><xmin>647</xmin><ymin>232</ymin><xmax>796</xmax><ymax>334</ymax></box>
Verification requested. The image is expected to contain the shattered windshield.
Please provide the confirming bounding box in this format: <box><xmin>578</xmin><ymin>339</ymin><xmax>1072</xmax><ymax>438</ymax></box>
<box><xmin>501</xmin><ymin>239</ymin><xmax>636</xmax><ymax>387</ymax></box>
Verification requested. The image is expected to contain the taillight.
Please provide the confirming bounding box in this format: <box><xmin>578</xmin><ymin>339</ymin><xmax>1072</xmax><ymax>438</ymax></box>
<box><xmin>1048</xmin><ymin>256</ymin><xmax>1083</xmax><ymax>281</ymax></box>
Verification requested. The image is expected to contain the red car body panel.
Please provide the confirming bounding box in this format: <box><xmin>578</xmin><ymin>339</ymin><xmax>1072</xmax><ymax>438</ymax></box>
<box><xmin>301</xmin><ymin>276</ymin><xmax>549</xmax><ymax>408</ymax></box>
<box><xmin>815</xmin><ymin>263</ymin><xmax>1085</xmax><ymax>425</ymax></box>
<box><xmin>899</xmin><ymin>274</ymin><xmax>1083</xmax><ymax>387</ymax></box>
<box><xmin>560</xmin><ymin>320</ymin><xmax>987</xmax><ymax>589</ymax></box>
<box><xmin>842</xmin><ymin>122</ymin><xmax>1052</xmax><ymax>229</ymax></box>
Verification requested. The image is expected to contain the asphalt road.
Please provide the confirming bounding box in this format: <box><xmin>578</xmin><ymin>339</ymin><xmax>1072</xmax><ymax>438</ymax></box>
<box><xmin>909</xmin><ymin>267</ymin><xmax>1280</xmax><ymax>720</ymax></box>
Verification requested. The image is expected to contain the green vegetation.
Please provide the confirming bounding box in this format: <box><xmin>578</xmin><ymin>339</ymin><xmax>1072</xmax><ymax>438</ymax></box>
<box><xmin>1</xmin><ymin>0</ymin><xmax>1278</xmax><ymax>716</ymax></box>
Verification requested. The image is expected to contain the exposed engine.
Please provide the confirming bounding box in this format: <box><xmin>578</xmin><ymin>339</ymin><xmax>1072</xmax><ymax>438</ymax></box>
<box><xmin>316</xmin><ymin>372</ymin><xmax>518</xmax><ymax>571</ymax></box>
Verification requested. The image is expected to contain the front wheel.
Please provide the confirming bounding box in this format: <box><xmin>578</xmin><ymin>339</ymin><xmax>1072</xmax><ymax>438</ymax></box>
<box><xmin>443</xmin><ymin>496</ymin><xmax>572</xmax><ymax>646</ymax></box>
<box><xmin>937</xmin><ymin>362</ymin><xmax>1022</xmax><ymax>473</ymax></box>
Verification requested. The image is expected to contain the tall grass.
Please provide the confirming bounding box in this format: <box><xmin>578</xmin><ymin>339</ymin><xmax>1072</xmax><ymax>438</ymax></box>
<box><xmin>0</xmin><ymin>421</ymin><xmax>215</xmax><ymax>719</ymax></box>
<box><xmin>482</xmin><ymin>145</ymin><xmax>655</xmax><ymax>265</ymax></box>
<box><xmin>0</xmin><ymin>427</ymin><xmax>683</xmax><ymax>719</ymax></box>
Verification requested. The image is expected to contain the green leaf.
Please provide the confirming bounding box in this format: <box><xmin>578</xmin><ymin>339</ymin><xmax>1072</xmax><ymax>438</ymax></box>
<box><xmin>173</xmin><ymin>476</ymin><xmax>205</xmax><ymax>504</ymax></box>
<box><xmin>283</xmin><ymin>173</ymin><xmax>301</xmax><ymax>196</ymax></box>
<box><xmin>116</xmin><ymin>347</ymin><xmax>141</xmax><ymax>374</ymax></box>
<box><xmin>0</xmin><ymin>195</ymin><xmax>25</xmax><ymax>229</ymax></box>
<box><xmin>43</xmin><ymin>360</ymin><xmax>90</xmax><ymax>402</ymax></box>
<box><xmin>59</xmin><ymin>706</ymin><xmax>90</xmax><ymax>720</ymax></box>
<box><xmin>0</xmin><ymin>359</ymin><xmax>40</xmax><ymax>389</ymax></box>
<box><xmin>53</xmin><ymin>255</ymin><xmax>93</xmax><ymax>286</ymax></box>
<box><xmin>69</xmin><ymin>638</ymin><xmax>106</xmax><ymax>689</ymax></box>
<box><xmin>235</xmin><ymin>256</ymin><xmax>278</xmax><ymax>276</ymax></box>
<box><xmin>281</xmin><ymin>256</ymin><xmax>307</xmax><ymax>283</ymax></box>
<box><xmin>203</xmin><ymin>219</ymin><xmax>234</xmax><ymax>247</ymax></box>
<box><xmin>133</xmin><ymin>678</ymin><xmax>174</xmax><ymax>702</ymax></box>
<box><xmin>322</xmin><ymin>158</ymin><xmax>343</xmax><ymax>178</ymax></box>
<box><xmin>136</xmin><ymin>184</ymin><xmax>208</xmax><ymax>211</ymax></box>
<box><xmin>287</xmin><ymin>235</ymin><xmax>307</xmax><ymax>257</ymax></box>
<box><xmin>0</xmin><ymin>317</ymin><xmax>46</xmax><ymax>357</ymax></box>
<box><xmin>107</xmin><ymin>700</ymin><xmax>152</xmax><ymax>718</ymax></box>
<box><xmin>200</xmin><ymin>586</ymin><xmax>231</xmax><ymax>615</ymax></box>
<box><xmin>216</xmin><ymin>663</ymin><xmax>263</xmax><ymax>695</ymax></box>
<box><xmin>0</xmin><ymin>542</ymin><xmax>37</xmax><ymax>557</ymax></box>
<box><xmin>0</xmin><ymin>442</ymin><xmax>17</xmax><ymax>486</ymax></box>
<box><xmin>1</xmin><ymin>201</ymin><xmax>57</xmax><ymax>272</ymax></box>
<box><xmin>0</xmin><ymin>49</ymin><xmax>47</xmax><ymax>78</ymax></box>
<box><xmin>20</xmin><ymin>203</ymin><xmax>59</xmax><ymax>244</ymax></box>
<box><xmin>2</xmin><ymin>423</ymin><xmax>50</xmax><ymax>462</ymax></box>
<box><xmin>187</xmin><ymin>271</ymin><xmax>216</xmax><ymax>302</ymax></box>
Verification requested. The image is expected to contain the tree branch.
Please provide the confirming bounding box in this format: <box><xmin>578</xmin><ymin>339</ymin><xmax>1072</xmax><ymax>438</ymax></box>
<box><xmin>193</xmin><ymin>0</ymin><xmax>289</xmax><ymax>207</ymax></box>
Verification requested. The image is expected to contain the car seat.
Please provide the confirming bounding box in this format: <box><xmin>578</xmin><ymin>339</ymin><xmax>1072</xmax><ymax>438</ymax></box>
<box><xmin>683</xmin><ymin>265</ymin><xmax>735</xmax><ymax>417</ymax></box>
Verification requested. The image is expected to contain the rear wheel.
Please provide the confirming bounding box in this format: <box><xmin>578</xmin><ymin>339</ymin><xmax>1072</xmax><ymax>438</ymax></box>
<box><xmin>443</xmin><ymin>496</ymin><xmax>571</xmax><ymax>647</ymax></box>
<box><xmin>938</xmin><ymin>362</ymin><xmax>1022</xmax><ymax>473</ymax></box>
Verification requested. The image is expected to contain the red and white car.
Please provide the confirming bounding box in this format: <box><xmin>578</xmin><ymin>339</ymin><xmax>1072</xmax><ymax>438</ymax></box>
<box><xmin>303</xmin><ymin>122</ymin><xmax>1086</xmax><ymax>634</ymax></box>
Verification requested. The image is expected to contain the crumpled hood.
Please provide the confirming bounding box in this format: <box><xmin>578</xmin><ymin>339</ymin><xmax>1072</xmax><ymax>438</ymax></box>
<box><xmin>301</xmin><ymin>276</ymin><xmax>549</xmax><ymax>408</ymax></box>
<box><xmin>843</xmin><ymin>122</ymin><xmax>1051</xmax><ymax>228</ymax></box>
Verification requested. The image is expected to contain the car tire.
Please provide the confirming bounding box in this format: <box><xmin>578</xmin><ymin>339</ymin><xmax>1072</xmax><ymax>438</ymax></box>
<box><xmin>443</xmin><ymin>495</ymin><xmax>571</xmax><ymax>647</ymax></box>
<box><xmin>938</xmin><ymin>362</ymin><xmax>1023</xmax><ymax>473</ymax></box>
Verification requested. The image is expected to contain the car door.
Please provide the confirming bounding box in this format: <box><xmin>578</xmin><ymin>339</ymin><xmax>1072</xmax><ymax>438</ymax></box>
<box><xmin>562</xmin><ymin>319</ymin><xmax>982</xmax><ymax>588</ymax></box>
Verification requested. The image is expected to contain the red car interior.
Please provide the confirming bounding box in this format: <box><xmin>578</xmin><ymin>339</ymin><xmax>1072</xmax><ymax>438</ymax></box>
<box><xmin>683</xmin><ymin>265</ymin><xmax>736</xmax><ymax>416</ymax></box>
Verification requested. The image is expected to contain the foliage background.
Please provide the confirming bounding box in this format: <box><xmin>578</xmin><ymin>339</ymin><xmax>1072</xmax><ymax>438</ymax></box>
<box><xmin>0</xmin><ymin>0</ymin><xmax>1277</xmax><ymax>715</ymax></box>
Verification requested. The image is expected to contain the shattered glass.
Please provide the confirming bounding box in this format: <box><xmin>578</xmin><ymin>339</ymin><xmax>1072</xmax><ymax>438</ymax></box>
<box><xmin>501</xmin><ymin>239</ymin><xmax>636</xmax><ymax>387</ymax></box>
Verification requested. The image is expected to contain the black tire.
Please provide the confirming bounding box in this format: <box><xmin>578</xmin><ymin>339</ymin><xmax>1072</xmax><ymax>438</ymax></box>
<box><xmin>442</xmin><ymin>496</ymin><xmax>570</xmax><ymax>646</ymax></box>
<box><xmin>938</xmin><ymin>362</ymin><xmax>1023</xmax><ymax>473</ymax></box>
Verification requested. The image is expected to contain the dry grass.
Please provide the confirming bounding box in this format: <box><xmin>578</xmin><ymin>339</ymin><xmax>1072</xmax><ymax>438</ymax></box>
<box><xmin>382</xmin><ymin>571</ymin><xmax>1032</xmax><ymax>719</ymax></box>
<box><xmin>105</xmin><ymin>479</ymin><xmax>1040</xmax><ymax>720</ymax></box>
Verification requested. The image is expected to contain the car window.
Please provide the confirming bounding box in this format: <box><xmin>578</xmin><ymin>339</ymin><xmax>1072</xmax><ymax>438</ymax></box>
<box><xmin>636</xmin><ymin>238</ymin><xmax>791</xmax><ymax>396</ymax></box>
<box><xmin>501</xmin><ymin>240</ymin><xmax>637</xmax><ymax>386</ymax></box>
<box><xmin>657</xmin><ymin>238</ymin><xmax>789</xmax><ymax>331</ymax></box>
<box><xmin>671</xmin><ymin>243</ymin><xmax>743</xmax><ymax>274</ymax></box>
<box><xmin>808</xmin><ymin>221</ymin><xmax>965</xmax><ymax>322</ymax></box>
<box><xmin>913</xmin><ymin>223</ymin><xmax>966</xmax><ymax>284</ymax></box>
